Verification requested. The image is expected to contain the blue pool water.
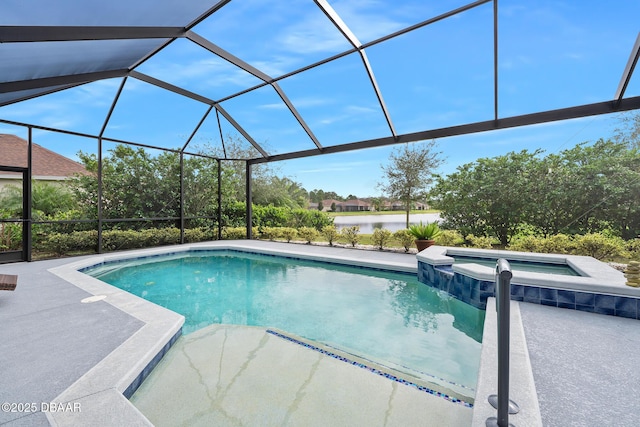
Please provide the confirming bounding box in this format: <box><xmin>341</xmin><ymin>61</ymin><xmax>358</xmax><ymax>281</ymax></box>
<box><xmin>83</xmin><ymin>250</ymin><xmax>485</xmax><ymax>390</ymax></box>
<box><xmin>453</xmin><ymin>255</ymin><xmax>579</xmax><ymax>276</ymax></box>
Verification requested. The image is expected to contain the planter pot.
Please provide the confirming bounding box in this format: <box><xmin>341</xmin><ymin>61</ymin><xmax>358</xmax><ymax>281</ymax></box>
<box><xmin>415</xmin><ymin>239</ymin><xmax>436</xmax><ymax>252</ymax></box>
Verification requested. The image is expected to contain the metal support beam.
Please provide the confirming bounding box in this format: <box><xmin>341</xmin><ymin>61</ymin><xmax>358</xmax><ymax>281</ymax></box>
<box><xmin>250</xmin><ymin>95</ymin><xmax>640</xmax><ymax>164</ymax></box>
<box><xmin>187</xmin><ymin>31</ymin><xmax>271</xmax><ymax>82</ymax></box>
<box><xmin>493</xmin><ymin>0</ymin><xmax>499</xmax><ymax>120</ymax></box>
<box><xmin>245</xmin><ymin>162</ymin><xmax>253</xmax><ymax>240</ymax></box>
<box><xmin>130</xmin><ymin>71</ymin><xmax>216</xmax><ymax>105</ymax></box>
<box><xmin>25</xmin><ymin>128</ymin><xmax>33</xmax><ymax>262</ymax></box>
<box><xmin>359</xmin><ymin>51</ymin><xmax>397</xmax><ymax>137</ymax></box>
<box><xmin>214</xmin><ymin>105</ymin><xmax>270</xmax><ymax>158</ymax></box>
<box><xmin>180</xmin><ymin>152</ymin><xmax>185</xmax><ymax>245</ymax></box>
<box><xmin>615</xmin><ymin>32</ymin><xmax>640</xmax><ymax>106</ymax></box>
<box><xmin>97</xmin><ymin>137</ymin><xmax>103</xmax><ymax>254</ymax></box>
<box><xmin>0</xmin><ymin>26</ymin><xmax>184</xmax><ymax>42</ymax></box>
<box><xmin>97</xmin><ymin>77</ymin><xmax>127</xmax><ymax>253</ymax></box>
<box><xmin>129</xmin><ymin>71</ymin><xmax>270</xmax><ymax>157</ymax></box>
<box><xmin>272</xmin><ymin>83</ymin><xmax>324</xmax><ymax>150</ymax></box>
<box><xmin>0</xmin><ymin>69</ymin><xmax>129</xmax><ymax>93</ymax></box>
<box><xmin>188</xmin><ymin>31</ymin><xmax>323</xmax><ymax>150</ymax></box>
<box><xmin>182</xmin><ymin>105</ymin><xmax>213</xmax><ymax>152</ymax></box>
<box><xmin>312</xmin><ymin>0</ymin><xmax>397</xmax><ymax>137</ymax></box>
<box><xmin>0</xmin><ymin>82</ymin><xmax>87</xmax><ymax>108</ymax></box>
<box><xmin>217</xmin><ymin>159</ymin><xmax>222</xmax><ymax>240</ymax></box>
<box><xmin>216</xmin><ymin>0</ymin><xmax>490</xmax><ymax>106</ymax></box>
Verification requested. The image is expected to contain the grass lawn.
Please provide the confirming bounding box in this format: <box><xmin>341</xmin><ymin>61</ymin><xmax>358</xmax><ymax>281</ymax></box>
<box><xmin>291</xmin><ymin>233</ymin><xmax>412</xmax><ymax>251</ymax></box>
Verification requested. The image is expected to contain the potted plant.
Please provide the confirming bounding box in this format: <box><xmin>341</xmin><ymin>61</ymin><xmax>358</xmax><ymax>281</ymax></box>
<box><xmin>408</xmin><ymin>221</ymin><xmax>441</xmax><ymax>252</ymax></box>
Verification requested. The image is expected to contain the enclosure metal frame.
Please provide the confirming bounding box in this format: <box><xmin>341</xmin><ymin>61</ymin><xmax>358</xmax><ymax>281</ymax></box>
<box><xmin>1</xmin><ymin>0</ymin><xmax>639</xmax><ymax>257</ymax></box>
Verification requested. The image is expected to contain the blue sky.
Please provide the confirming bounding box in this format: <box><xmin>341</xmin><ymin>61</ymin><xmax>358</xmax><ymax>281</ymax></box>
<box><xmin>1</xmin><ymin>0</ymin><xmax>639</xmax><ymax>198</ymax></box>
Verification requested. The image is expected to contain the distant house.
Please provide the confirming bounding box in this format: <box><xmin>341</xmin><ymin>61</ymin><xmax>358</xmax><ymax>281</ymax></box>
<box><xmin>0</xmin><ymin>134</ymin><xmax>88</xmax><ymax>191</ymax></box>
<box><xmin>311</xmin><ymin>198</ymin><xmax>373</xmax><ymax>212</ymax></box>
<box><xmin>336</xmin><ymin>199</ymin><xmax>372</xmax><ymax>212</ymax></box>
<box><xmin>384</xmin><ymin>200</ymin><xmax>429</xmax><ymax>211</ymax></box>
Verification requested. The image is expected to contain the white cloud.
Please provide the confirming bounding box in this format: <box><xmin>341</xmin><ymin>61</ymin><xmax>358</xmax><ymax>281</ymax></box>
<box><xmin>345</xmin><ymin>105</ymin><xmax>378</xmax><ymax>114</ymax></box>
<box><xmin>258</xmin><ymin>102</ymin><xmax>287</xmax><ymax>110</ymax></box>
<box><xmin>289</xmin><ymin>96</ymin><xmax>333</xmax><ymax>109</ymax></box>
<box><xmin>328</xmin><ymin>0</ymin><xmax>409</xmax><ymax>42</ymax></box>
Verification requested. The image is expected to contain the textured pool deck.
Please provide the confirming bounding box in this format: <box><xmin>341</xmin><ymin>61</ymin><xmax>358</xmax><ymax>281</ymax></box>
<box><xmin>1</xmin><ymin>240</ymin><xmax>638</xmax><ymax>426</ymax></box>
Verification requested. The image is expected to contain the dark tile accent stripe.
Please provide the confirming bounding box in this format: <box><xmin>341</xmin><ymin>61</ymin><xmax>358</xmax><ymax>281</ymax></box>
<box><xmin>124</xmin><ymin>328</ymin><xmax>182</xmax><ymax>399</ymax></box>
<box><xmin>81</xmin><ymin>248</ymin><xmax>416</xmax><ymax>277</ymax></box>
<box><xmin>418</xmin><ymin>261</ymin><xmax>640</xmax><ymax>320</ymax></box>
<box><xmin>265</xmin><ymin>329</ymin><xmax>473</xmax><ymax>408</ymax></box>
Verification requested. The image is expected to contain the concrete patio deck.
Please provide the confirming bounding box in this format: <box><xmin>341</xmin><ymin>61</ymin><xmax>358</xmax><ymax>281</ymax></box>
<box><xmin>1</xmin><ymin>240</ymin><xmax>638</xmax><ymax>426</ymax></box>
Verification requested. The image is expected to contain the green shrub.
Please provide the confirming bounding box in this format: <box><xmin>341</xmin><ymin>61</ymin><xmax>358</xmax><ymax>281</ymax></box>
<box><xmin>221</xmin><ymin>201</ymin><xmax>247</xmax><ymax>227</ymax></box>
<box><xmin>393</xmin><ymin>229</ymin><xmax>414</xmax><ymax>253</ymax></box>
<box><xmin>253</xmin><ymin>205</ymin><xmax>289</xmax><ymax>227</ymax></box>
<box><xmin>41</xmin><ymin>230</ymin><xmax>97</xmax><ymax>255</ymax></box>
<box><xmin>223</xmin><ymin>227</ymin><xmax>246</xmax><ymax>240</ymax></box>
<box><xmin>626</xmin><ymin>238</ymin><xmax>640</xmax><ymax>260</ymax></box>
<box><xmin>102</xmin><ymin>229</ymin><xmax>139</xmax><ymax>251</ymax></box>
<box><xmin>465</xmin><ymin>234</ymin><xmax>495</xmax><ymax>249</ymax></box>
<box><xmin>541</xmin><ymin>234</ymin><xmax>575</xmax><ymax>254</ymax></box>
<box><xmin>287</xmin><ymin>209</ymin><xmax>333</xmax><ymax>230</ymax></box>
<box><xmin>280</xmin><ymin>227</ymin><xmax>298</xmax><ymax>243</ymax></box>
<box><xmin>508</xmin><ymin>235</ymin><xmax>542</xmax><ymax>252</ymax></box>
<box><xmin>341</xmin><ymin>226</ymin><xmax>360</xmax><ymax>247</ymax></box>
<box><xmin>435</xmin><ymin>230</ymin><xmax>465</xmax><ymax>247</ymax></box>
<box><xmin>0</xmin><ymin>222</ymin><xmax>22</xmax><ymax>251</ymax></box>
<box><xmin>298</xmin><ymin>226</ymin><xmax>319</xmax><ymax>244</ymax></box>
<box><xmin>573</xmin><ymin>233</ymin><xmax>626</xmax><ymax>260</ymax></box>
<box><xmin>322</xmin><ymin>225</ymin><xmax>340</xmax><ymax>246</ymax></box>
<box><xmin>260</xmin><ymin>226</ymin><xmax>282</xmax><ymax>241</ymax></box>
<box><xmin>306</xmin><ymin>209</ymin><xmax>334</xmax><ymax>230</ymax></box>
<box><xmin>184</xmin><ymin>227</ymin><xmax>215</xmax><ymax>243</ymax></box>
<box><xmin>408</xmin><ymin>221</ymin><xmax>441</xmax><ymax>240</ymax></box>
<box><xmin>371</xmin><ymin>228</ymin><xmax>392</xmax><ymax>250</ymax></box>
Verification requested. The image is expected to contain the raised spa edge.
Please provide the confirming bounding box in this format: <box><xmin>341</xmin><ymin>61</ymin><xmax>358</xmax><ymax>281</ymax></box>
<box><xmin>417</xmin><ymin>246</ymin><xmax>639</xmax><ymax>319</ymax></box>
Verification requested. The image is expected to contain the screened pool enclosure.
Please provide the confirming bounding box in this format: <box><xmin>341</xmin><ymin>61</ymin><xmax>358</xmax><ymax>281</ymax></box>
<box><xmin>1</xmin><ymin>0</ymin><xmax>639</xmax><ymax>262</ymax></box>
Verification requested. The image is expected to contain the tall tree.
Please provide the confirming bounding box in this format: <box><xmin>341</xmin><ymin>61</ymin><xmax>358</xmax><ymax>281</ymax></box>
<box><xmin>378</xmin><ymin>141</ymin><xmax>444</xmax><ymax>228</ymax></box>
<box><xmin>432</xmin><ymin>150</ymin><xmax>540</xmax><ymax>246</ymax></box>
<box><xmin>613</xmin><ymin>111</ymin><xmax>640</xmax><ymax>148</ymax></box>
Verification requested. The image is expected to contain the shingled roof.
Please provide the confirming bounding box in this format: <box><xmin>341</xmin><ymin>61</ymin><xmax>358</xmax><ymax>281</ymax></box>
<box><xmin>0</xmin><ymin>134</ymin><xmax>88</xmax><ymax>178</ymax></box>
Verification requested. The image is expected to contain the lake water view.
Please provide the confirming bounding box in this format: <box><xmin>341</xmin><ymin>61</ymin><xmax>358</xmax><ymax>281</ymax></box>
<box><xmin>332</xmin><ymin>213</ymin><xmax>441</xmax><ymax>234</ymax></box>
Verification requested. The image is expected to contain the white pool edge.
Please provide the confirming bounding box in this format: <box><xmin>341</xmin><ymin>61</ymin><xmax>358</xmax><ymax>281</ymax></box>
<box><xmin>417</xmin><ymin>245</ymin><xmax>636</xmax><ymax>297</ymax></box>
<box><xmin>471</xmin><ymin>298</ymin><xmax>543</xmax><ymax>426</ymax></box>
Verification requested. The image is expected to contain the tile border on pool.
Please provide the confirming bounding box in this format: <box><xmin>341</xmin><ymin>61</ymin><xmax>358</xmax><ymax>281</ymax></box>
<box><xmin>266</xmin><ymin>329</ymin><xmax>474</xmax><ymax>408</ymax></box>
<box><xmin>80</xmin><ymin>247</ymin><xmax>418</xmax><ymax>278</ymax></box>
<box><xmin>123</xmin><ymin>328</ymin><xmax>183</xmax><ymax>398</ymax></box>
<box><xmin>418</xmin><ymin>261</ymin><xmax>640</xmax><ymax>320</ymax></box>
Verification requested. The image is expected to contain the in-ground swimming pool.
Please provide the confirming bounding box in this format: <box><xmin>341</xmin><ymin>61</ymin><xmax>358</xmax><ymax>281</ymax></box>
<box><xmin>83</xmin><ymin>249</ymin><xmax>485</xmax><ymax>392</ymax></box>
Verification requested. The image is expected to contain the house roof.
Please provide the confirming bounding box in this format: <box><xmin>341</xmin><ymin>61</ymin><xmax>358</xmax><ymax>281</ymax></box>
<box><xmin>341</xmin><ymin>199</ymin><xmax>370</xmax><ymax>206</ymax></box>
<box><xmin>0</xmin><ymin>134</ymin><xmax>88</xmax><ymax>178</ymax></box>
<box><xmin>321</xmin><ymin>199</ymin><xmax>343</xmax><ymax>206</ymax></box>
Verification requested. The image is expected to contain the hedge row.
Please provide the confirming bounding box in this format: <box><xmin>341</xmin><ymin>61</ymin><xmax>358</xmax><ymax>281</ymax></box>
<box><xmin>40</xmin><ymin>227</ymin><xmax>216</xmax><ymax>256</ymax></box>
<box><xmin>32</xmin><ymin>224</ymin><xmax>640</xmax><ymax>261</ymax></box>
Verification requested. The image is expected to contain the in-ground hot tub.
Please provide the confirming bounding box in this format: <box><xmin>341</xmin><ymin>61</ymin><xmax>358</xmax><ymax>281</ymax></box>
<box><xmin>417</xmin><ymin>246</ymin><xmax>639</xmax><ymax>319</ymax></box>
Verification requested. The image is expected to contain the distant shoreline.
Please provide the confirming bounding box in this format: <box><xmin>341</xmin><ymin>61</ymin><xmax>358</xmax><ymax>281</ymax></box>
<box><xmin>328</xmin><ymin>209</ymin><xmax>439</xmax><ymax>217</ymax></box>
